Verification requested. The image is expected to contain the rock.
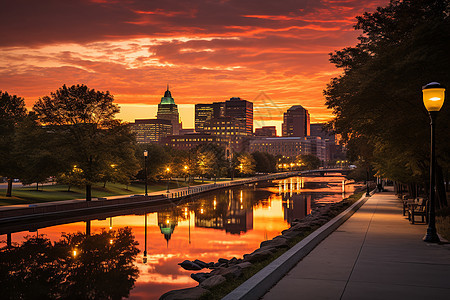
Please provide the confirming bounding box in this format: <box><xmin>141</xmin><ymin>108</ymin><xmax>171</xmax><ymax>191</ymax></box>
<box><xmin>243</xmin><ymin>249</ymin><xmax>273</xmax><ymax>263</ymax></box>
<box><xmin>218</xmin><ymin>258</ymin><xmax>229</xmax><ymax>264</ymax></box>
<box><xmin>213</xmin><ymin>262</ymin><xmax>222</xmax><ymax>268</ymax></box>
<box><xmin>291</xmin><ymin>223</ymin><xmax>312</xmax><ymax>231</ymax></box>
<box><xmin>229</xmin><ymin>257</ymin><xmax>238</xmax><ymax>265</ymax></box>
<box><xmin>207</xmin><ymin>262</ymin><xmax>215</xmax><ymax>268</ymax></box>
<box><xmin>190</xmin><ymin>272</ymin><xmax>210</xmax><ymax>283</ymax></box>
<box><xmin>199</xmin><ymin>275</ymin><xmax>226</xmax><ymax>289</ymax></box>
<box><xmin>178</xmin><ymin>260</ymin><xmax>202</xmax><ymax>271</ymax></box>
<box><xmin>235</xmin><ymin>262</ymin><xmax>252</xmax><ymax>269</ymax></box>
<box><xmin>260</xmin><ymin>237</ymin><xmax>289</xmax><ymax>249</ymax></box>
<box><xmin>159</xmin><ymin>287</ymin><xmax>210</xmax><ymax>300</ymax></box>
<box><xmin>193</xmin><ymin>259</ymin><xmax>208</xmax><ymax>269</ymax></box>
<box><xmin>211</xmin><ymin>265</ymin><xmax>242</xmax><ymax>279</ymax></box>
<box><xmin>281</xmin><ymin>230</ymin><xmax>301</xmax><ymax>240</ymax></box>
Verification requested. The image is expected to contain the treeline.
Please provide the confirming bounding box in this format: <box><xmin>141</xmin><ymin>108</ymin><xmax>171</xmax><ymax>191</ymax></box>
<box><xmin>324</xmin><ymin>0</ymin><xmax>449</xmax><ymax>207</ymax></box>
<box><xmin>0</xmin><ymin>85</ymin><xmax>283</xmax><ymax>200</ymax></box>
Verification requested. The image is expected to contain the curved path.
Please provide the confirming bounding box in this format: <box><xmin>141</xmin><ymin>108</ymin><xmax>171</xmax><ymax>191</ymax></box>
<box><xmin>261</xmin><ymin>187</ymin><xmax>450</xmax><ymax>300</ymax></box>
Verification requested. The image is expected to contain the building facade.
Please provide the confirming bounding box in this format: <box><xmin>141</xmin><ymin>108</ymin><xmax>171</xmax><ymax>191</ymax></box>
<box><xmin>130</xmin><ymin>119</ymin><xmax>172</xmax><ymax>143</ymax></box>
<box><xmin>203</xmin><ymin>116</ymin><xmax>248</xmax><ymax>152</ymax></box>
<box><xmin>254</xmin><ymin>126</ymin><xmax>277</xmax><ymax>137</ymax></box>
<box><xmin>282</xmin><ymin>105</ymin><xmax>310</xmax><ymax>137</ymax></box>
<box><xmin>162</xmin><ymin>133</ymin><xmax>230</xmax><ymax>151</ymax></box>
<box><xmin>248</xmin><ymin>136</ymin><xmax>326</xmax><ymax>161</ymax></box>
<box><xmin>194</xmin><ymin>102</ymin><xmax>225</xmax><ymax>132</ymax></box>
<box><xmin>224</xmin><ymin>97</ymin><xmax>253</xmax><ymax>135</ymax></box>
<box><xmin>157</xmin><ymin>86</ymin><xmax>182</xmax><ymax>135</ymax></box>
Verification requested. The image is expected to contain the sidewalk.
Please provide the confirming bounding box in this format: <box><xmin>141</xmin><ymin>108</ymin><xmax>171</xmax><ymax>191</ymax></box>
<box><xmin>262</xmin><ymin>188</ymin><xmax>450</xmax><ymax>300</ymax></box>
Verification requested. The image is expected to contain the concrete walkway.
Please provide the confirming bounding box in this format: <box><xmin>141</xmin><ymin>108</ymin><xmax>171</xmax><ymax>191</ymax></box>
<box><xmin>262</xmin><ymin>188</ymin><xmax>450</xmax><ymax>300</ymax></box>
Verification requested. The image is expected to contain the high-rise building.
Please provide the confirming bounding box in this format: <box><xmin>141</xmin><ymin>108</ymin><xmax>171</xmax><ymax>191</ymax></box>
<box><xmin>130</xmin><ymin>119</ymin><xmax>172</xmax><ymax>143</ymax></box>
<box><xmin>157</xmin><ymin>86</ymin><xmax>182</xmax><ymax>135</ymax></box>
<box><xmin>194</xmin><ymin>102</ymin><xmax>225</xmax><ymax>132</ymax></box>
<box><xmin>254</xmin><ymin>126</ymin><xmax>277</xmax><ymax>137</ymax></box>
<box><xmin>203</xmin><ymin>116</ymin><xmax>248</xmax><ymax>152</ymax></box>
<box><xmin>225</xmin><ymin>97</ymin><xmax>253</xmax><ymax>135</ymax></box>
<box><xmin>282</xmin><ymin>105</ymin><xmax>310</xmax><ymax>137</ymax></box>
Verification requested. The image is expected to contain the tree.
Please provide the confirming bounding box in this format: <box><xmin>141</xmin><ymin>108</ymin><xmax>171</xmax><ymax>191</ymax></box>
<box><xmin>297</xmin><ymin>154</ymin><xmax>321</xmax><ymax>170</ymax></box>
<box><xmin>236</xmin><ymin>153</ymin><xmax>256</xmax><ymax>176</ymax></box>
<box><xmin>0</xmin><ymin>91</ymin><xmax>27</xmax><ymax>197</ymax></box>
<box><xmin>251</xmin><ymin>151</ymin><xmax>277</xmax><ymax>173</ymax></box>
<box><xmin>33</xmin><ymin>84</ymin><xmax>139</xmax><ymax>201</ymax></box>
<box><xmin>324</xmin><ymin>0</ymin><xmax>450</xmax><ymax>206</ymax></box>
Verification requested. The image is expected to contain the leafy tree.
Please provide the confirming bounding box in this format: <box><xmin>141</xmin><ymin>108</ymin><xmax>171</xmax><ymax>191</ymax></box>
<box><xmin>236</xmin><ymin>152</ymin><xmax>256</xmax><ymax>176</ymax></box>
<box><xmin>135</xmin><ymin>143</ymin><xmax>171</xmax><ymax>181</ymax></box>
<box><xmin>0</xmin><ymin>91</ymin><xmax>27</xmax><ymax>197</ymax></box>
<box><xmin>251</xmin><ymin>151</ymin><xmax>277</xmax><ymax>173</ymax></box>
<box><xmin>33</xmin><ymin>84</ymin><xmax>139</xmax><ymax>201</ymax></box>
<box><xmin>297</xmin><ymin>154</ymin><xmax>322</xmax><ymax>170</ymax></box>
<box><xmin>195</xmin><ymin>143</ymin><xmax>228</xmax><ymax>180</ymax></box>
<box><xmin>324</xmin><ymin>0</ymin><xmax>450</xmax><ymax>206</ymax></box>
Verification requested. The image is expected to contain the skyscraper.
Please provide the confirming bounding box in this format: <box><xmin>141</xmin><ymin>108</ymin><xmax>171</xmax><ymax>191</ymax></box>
<box><xmin>225</xmin><ymin>97</ymin><xmax>253</xmax><ymax>135</ymax></box>
<box><xmin>282</xmin><ymin>105</ymin><xmax>310</xmax><ymax>137</ymax></box>
<box><xmin>194</xmin><ymin>102</ymin><xmax>225</xmax><ymax>132</ymax></box>
<box><xmin>157</xmin><ymin>86</ymin><xmax>182</xmax><ymax>135</ymax></box>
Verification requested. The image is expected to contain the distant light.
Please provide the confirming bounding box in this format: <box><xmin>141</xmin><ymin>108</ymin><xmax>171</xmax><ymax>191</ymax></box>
<box><xmin>72</xmin><ymin>249</ymin><xmax>78</xmax><ymax>257</ymax></box>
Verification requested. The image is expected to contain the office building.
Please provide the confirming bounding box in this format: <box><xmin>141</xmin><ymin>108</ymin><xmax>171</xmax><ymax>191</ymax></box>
<box><xmin>203</xmin><ymin>116</ymin><xmax>248</xmax><ymax>152</ymax></box>
<box><xmin>130</xmin><ymin>119</ymin><xmax>172</xmax><ymax>143</ymax></box>
<box><xmin>225</xmin><ymin>97</ymin><xmax>253</xmax><ymax>135</ymax></box>
<box><xmin>194</xmin><ymin>102</ymin><xmax>225</xmax><ymax>132</ymax></box>
<box><xmin>162</xmin><ymin>133</ymin><xmax>230</xmax><ymax>152</ymax></box>
<box><xmin>254</xmin><ymin>126</ymin><xmax>277</xmax><ymax>137</ymax></box>
<box><xmin>157</xmin><ymin>86</ymin><xmax>182</xmax><ymax>135</ymax></box>
<box><xmin>282</xmin><ymin>105</ymin><xmax>310</xmax><ymax>137</ymax></box>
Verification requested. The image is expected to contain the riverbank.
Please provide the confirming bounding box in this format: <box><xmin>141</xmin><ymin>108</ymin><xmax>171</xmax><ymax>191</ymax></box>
<box><xmin>160</xmin><ymin>188</ymin><xmax>369</xmax><ymax>300</ymax></box>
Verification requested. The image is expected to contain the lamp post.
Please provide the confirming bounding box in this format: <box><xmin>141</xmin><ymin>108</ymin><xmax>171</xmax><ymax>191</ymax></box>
<box><xmin>144</xmin><ymin>150</ymin><xmax>148</xmax><ymax>197</ymax></box>
<box><xmin>422</xmin><ymin>82</ymin><xmax>445</xmax><ymax>243</ymax></box>
<box><xmin>366</xmin><ymin>166</ymin><xmax>370</xmax><ymax>197</ymax></box>
<box><xmin>184</xmin><ymin>165</ymin><xmax>190</xmax><ymax>191</ymax></box>
<box><xmin>166</xmin><ymin>167</ymin><xmax>171</xmax><ymax>193</ymax></box>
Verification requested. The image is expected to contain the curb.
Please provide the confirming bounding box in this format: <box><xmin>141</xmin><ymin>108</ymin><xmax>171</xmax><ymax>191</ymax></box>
<box><xmin>223</xmin><ymin>191</ymin><xmax>372</xmax><ymax>300</ymax></box>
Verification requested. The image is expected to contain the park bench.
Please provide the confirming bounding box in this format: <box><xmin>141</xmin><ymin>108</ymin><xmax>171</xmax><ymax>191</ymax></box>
<box><xmin>401</xmin><ymin>194</ymin><xmax>414</xmax><ymax>216</ymax></box>
<box><xmin>407</xmin><ymin>198</ymin><xmax>428</xmax><ymax>224</ymax></box>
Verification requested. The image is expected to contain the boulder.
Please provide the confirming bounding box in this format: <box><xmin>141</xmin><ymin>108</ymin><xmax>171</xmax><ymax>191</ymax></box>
<box><xmin>193</xmin><ymin>259</ymin><xmax>208</xmax><ymax>269</ymax></box>
<box><xmin>218</xmin><ymin>258</ymin><xmax>229</xmax><ymax>264</ymax></box>
<box><xmin>159</xmin><ymin>287</ymin><xmax>210</xmax><ymax>300</ymax></box>
<box><xmin>190</xmin><ymin>272</ymin><xmax>210</xmax><ymax>283</ymax></box>
<box><xmin>178</xmin><ymin>260</ymin><xmax>202</xmax><ymax>271</ymax></box>
<box><xmin>229</xmin><ymin>257</ymin><xmax>239</xmax><ymax>265</ymax></box>
<box><xmin>199</xmin><ymin>275</ymin><xmax>226</xmax><ymax>289</ymax></box>
<box><xmin>243</xmin><ymin>249</ymin><xmax>273</xmax><ymax>263</ymax></box>
<box><xmin>235</xmin><ymin>262</ymin><xmax>252</xmax><ymax>270</ymax></box>
<box><xmin>211</xmin><ymin>265</ymin><xmax>242</xmax><ymax>279</ymax></box>
<box><xmin>260</xmin><ymin>237</ymin><xmax>289</xmax><ymax>249</ymax></box>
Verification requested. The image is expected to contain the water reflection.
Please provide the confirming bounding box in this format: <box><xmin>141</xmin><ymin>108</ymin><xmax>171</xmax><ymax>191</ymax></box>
<box><xmin>0</xmin><ymin>176</ymin><xmax>357</xmax><ymax>299</ymax></box>
<box><xmin>0</xmin><ymin>227</ymin><xmax>139</xmax><ymax>300</ymax></box>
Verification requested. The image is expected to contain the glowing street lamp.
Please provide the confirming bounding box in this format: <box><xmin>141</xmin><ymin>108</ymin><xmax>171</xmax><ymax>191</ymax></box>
<box><xmin>422</xmin><ymin>82</ymin><xmax>445</xmax><ymax>243</ymax></box>
<box><xmin>166</xmin><ymin>167</ymin><xmax>171</xmax><ymax>193</ymax></box>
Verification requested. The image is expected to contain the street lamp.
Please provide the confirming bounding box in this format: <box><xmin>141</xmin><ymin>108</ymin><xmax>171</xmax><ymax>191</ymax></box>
<box><xmin>422</xmin><ymin>82</ymin><xmax>445</xmax><ymax>243</ymax></box>
<box><xmin>144</xmin><ymin>150</ymin><xmax>148</xmax><ymax>197</ymax></box>
<box><xmin>166</xmin><ymin>167</ymin><xmax>171</xmax><ymax>193</ymax></box>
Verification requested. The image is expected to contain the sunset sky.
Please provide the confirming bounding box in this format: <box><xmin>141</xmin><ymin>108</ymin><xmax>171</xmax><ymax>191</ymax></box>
<box><xmin>1</xmin><ymin>0</ymin><xmax>388</xmax><ymax>132</ymax></box>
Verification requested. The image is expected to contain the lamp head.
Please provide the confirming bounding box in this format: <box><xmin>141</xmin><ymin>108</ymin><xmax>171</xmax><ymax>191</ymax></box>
<box><xmin>422</xmin><ymin>82</ymin><xmax>445</xmax><ymax>112</ymax></box>
<box><xmin>143</xmin><ymin>150</ymin><xmax>148</xmax><ymax>157</ymax></box>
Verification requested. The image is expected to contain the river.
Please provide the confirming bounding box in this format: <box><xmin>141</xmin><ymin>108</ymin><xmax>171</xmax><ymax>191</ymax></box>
<box><xmin>0</xmin><ymin>175</ymin><xmax>359</xmax><ymax>299</ymax></box>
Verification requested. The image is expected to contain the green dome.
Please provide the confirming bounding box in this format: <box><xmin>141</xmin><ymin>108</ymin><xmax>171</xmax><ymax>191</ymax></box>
<box><xmin>160</xmin><ymin>86</ymin><xmax>175</xmax><ymax>104</ymax></box>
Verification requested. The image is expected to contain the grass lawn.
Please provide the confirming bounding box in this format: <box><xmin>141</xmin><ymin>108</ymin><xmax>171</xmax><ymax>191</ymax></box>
<box><xmin>0</xmin><ymin>180</ymin><xmax>200</xmax><ymax>206</ymax></box>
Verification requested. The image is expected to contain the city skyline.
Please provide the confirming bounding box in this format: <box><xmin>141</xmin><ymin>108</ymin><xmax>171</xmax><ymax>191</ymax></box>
<box><xmin>1</xmin><ymin>0</ymin><xmax>388</xmax><ymax>129</ymax></box>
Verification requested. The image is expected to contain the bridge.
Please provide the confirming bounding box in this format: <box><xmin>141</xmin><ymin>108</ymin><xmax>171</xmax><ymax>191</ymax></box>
<box><xmin>299</xmin><ymin>168</ymin><xmax>351</xmax><ymax>177</ymax></box>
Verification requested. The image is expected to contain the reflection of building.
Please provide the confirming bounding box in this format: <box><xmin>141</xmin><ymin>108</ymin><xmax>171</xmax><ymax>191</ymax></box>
<box><xmin>157</xmin><ymin>210</ymin><xmax>178</xmax><ymax>244</ymax></box>
<box><xmin>224</xmin><ymin>190</ymin><xmax>253</xmax><ymax>234</ymax></box>
<box><xmin>130</xmin><ymin>119</ymin><xmax>172</xmax><ymax>143</ymax></box>
<box><xmin>282</xmin><ymin>193</ymin><xmax>311</xmax><ymax>225</ymax></box>
<box><xmin>157</xmin><ymin>86</ymin><xmax>182</xmax><ymax>135</ymax></box>
<box><xmin>254</xmin><ymin>126</ymin><xmax>277</xmax><ymax>137</ymax></box>
<box><xmin>194</xmin><ymin>190</ymin><xmax>253</xmax><ymax>234</ymax></box>
<box><xmin>282</xmin><ymin>105</ymin><xmax>310</xmax><ymax>137</ymax></box>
